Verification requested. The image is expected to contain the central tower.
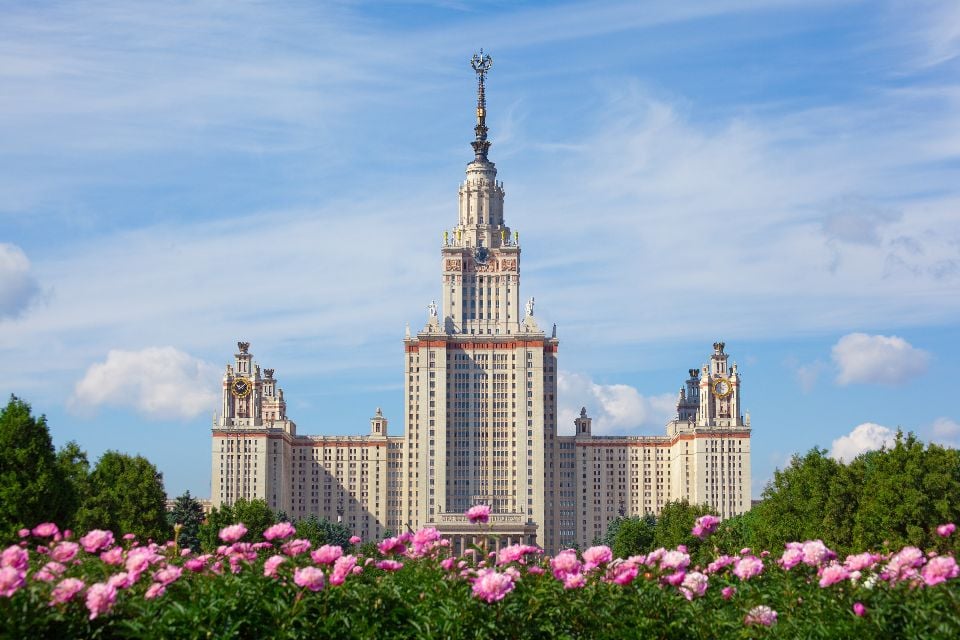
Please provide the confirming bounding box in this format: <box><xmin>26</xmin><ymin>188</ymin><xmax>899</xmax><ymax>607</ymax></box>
<box><xmin>402</xmin><ymin>51</ymin><xmax>559</xmax><ymax>550</ymax></box>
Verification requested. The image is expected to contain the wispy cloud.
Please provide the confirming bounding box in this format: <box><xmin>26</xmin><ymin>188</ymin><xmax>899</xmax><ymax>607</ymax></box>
<box><xmin>0</xmin><ymin>243</ymin><xmax>40</xmax><ymax>319</ymax></box>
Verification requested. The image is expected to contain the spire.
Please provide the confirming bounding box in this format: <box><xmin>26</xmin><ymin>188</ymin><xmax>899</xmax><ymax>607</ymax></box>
<box><xmin>470</xmin><ymin>49</ymin><xmax>493</xmax><ymax>162</ymax></box>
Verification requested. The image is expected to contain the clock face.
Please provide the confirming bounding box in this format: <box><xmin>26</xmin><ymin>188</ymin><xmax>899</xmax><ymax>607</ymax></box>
<box><xmin>712</xmin><ymin>378</ymin><xmax>732</xmax><ymax>398</ymax></box>
<box><xmin>474</xmin><ymin>247</ymin><xmax>490</xmax><ymax>265</ymax></box>
<box><xmin>232</xmin><ymin>377</ymin><xmax>252</xmax><ymax>398</ymax></box>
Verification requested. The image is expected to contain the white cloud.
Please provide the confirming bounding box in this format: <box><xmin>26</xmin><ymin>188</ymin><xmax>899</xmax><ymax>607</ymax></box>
<box><xmin>0</xmin><ymin>243</ymin><xmax>40</xmax><ymax>319</ymax></box>
<box><xmin>830</xmin><ymin>422</ymin><xmax>896</xmax><ymax>462</ymax></box>
<box><xmin>831</xmin><ymin>333</ymin><xmax>930</xmax><ymax>386</ymax></box>
<box><xmin>930</xmin><ymin>417</ymin><xmax>960</xmax><ymax>447</ymax></box>
<box><xmin>557</xmin><ymin>371</ymin><xmax>675</xmax><ymax>436</ymax></box>
<box><xmin>69</xmin><ymin>347</ymin><xmax>219</xmax><ymax>419</ymax></box>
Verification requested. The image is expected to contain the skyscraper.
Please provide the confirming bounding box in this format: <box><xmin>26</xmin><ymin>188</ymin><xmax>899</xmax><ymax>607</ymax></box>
<box><xmin>211</xmin><ymin>53</ymin><xmax>751</xmax><ymax>553</ymax></box>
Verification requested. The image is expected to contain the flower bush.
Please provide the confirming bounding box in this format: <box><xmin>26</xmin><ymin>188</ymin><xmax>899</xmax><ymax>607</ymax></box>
<box><xmin>1</xmin><ymin>517</ymin><xmax>959</xmax><ymax>639</ymax></box>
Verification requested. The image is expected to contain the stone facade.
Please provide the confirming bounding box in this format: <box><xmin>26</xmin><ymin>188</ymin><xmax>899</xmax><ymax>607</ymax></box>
<box><xmin>211</xmin><ymin>67</ymin><xmax>751</xmax><ymax>553</ymax></box>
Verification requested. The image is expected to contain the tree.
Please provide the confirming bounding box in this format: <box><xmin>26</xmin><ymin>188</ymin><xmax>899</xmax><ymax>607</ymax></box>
<box><xmin>605</xmin><ymin>515</ymin><xmax>656</xmax><ymax>559</ymax></box>
<box><xmin>294</xmin><ymin>514</ymin><xmax>353</xmax><ymax>548</ymax></box>
<box><xmin>168</xmin><ymin>491</ymin><xmax>205</xmax><ymax>552</ymax></box>
<box><xmin>652</xmin><ymin>499</ymin><xmax>717</xmax><ymax>559</ymax></box>
<box><xmin>55</xmin><ymin>440</ymin><xmax>90</xmax><ymax>531</ymax></box>
<box><xmin>0</xmin><ymin>395</ymin><xmax>73</xmax><ymax>540</ymax></box>
<box><xmin>76</xmin><ymin>451</ymin><xmax>170</xmax><ymax>542</ymax></box>
<box><xmin>852</xmin><ymin>432</ymin><xmax>960</xmax><ymax>551</ymax></box>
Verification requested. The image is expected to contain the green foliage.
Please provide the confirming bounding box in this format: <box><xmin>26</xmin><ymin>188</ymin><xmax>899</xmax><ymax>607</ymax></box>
<box><xmin>75</xmin><ymin>450</ymin><xmax>170</xmax><ymax>542</ymax></box>
<box><xmin>55</xmin><ymin>440</ymin><xmax>90</xmax><ymax>530</ymax></box>
<box><xmin>168</xmin><ymin>491</ymin><xmax>205</xmax><ymax>552</ymax></box>
<box><xmin>744</xmin><ymin>433</ymin><xmax>960</xmax><ymax>555</ymax></box>
<box><xmin>604</xmin><ymin>515</ymin><xmax>656</xmax><ymax>559</ymax></box>
<box><xmin>0</xmin><ymin>395</ymin><xmax>73</xmax><ymax>540</ymax></box>
<box><xmin>293</xmin><ymin>514</ymin><xmax>353</xmax><ymax>548</ymax></box>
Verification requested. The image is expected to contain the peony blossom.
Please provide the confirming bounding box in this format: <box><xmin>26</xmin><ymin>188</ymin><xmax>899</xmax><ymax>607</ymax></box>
<box><xmin>378</xmin><ymin>537</ymin><xmax>406</xmax><ymax>556</ymax></box>
<box><xmin>377</xmin><ymin>560</ymin><xmax>404</xmax><ymax>571</ymax></box>
<box><xmin>100</xmin><ymin>547</ymin><xmax>124</xmax><ymax>566</ymax></box>
<box><xmin>1</xmin><ymin>546</ymin><xmax>29</xmax><ymax>571</ymax></box>
<box><xmin>311</xmin><ymin>545</ymin><xmax>343</xmax><ymax>565</ymax></box>
<box><xmin>32</xmin><ymin>523</ymin><xmax>59</xmax><ymax>538</ymax></box>
<box><xmin>497</xmin><ymin>544</ymin><xmax>540</xmax><ymax>566</ymax></box>
<box><xmin>663</xmin><ymin>571</ymin><xmax>686</xmax><ymax>587</ymax></box>
<box><xmin>85</xmin><ymin>582</ymin><xmax>117</xmax><ymax>620</ymax></box>
<box><xmin>563</xmin><ymin>572</ymin><xmax>587</xmax><ymax>590</ymax></box>
<box><xmin>608</xmin><ymin>562</ymin><xmax>639</xmax><ymax>586</ymax></box>
<box><xmin>349</xmin><ymin>536</ymin><xmax>362</xmax><ymax>545</ymax></box>
<box><xmin>937</xmin><ymin>523</ymin><xmax>956</xmax><ymax>538</ymax></box>
<box><xmin>745</xmin><ymin>605</ymin><xmax>777</xmax><ymax>627</ymax></box>
<box><xmin>801</xmin><ymin>540</ymin><xmax>833</xmax><ymax>567</ymax></box>
<box><xmin>293</xmin><ymin>566</ymin><xmax>325</xmax><ymax>592</ymax></box>
<box><xmin>153</xmin><ymin>566</ymin><xmax>183</xmax><ymax>586</ymax></box>
<box><xmin>0</xmin><ymin>566</ymin><xmax>25</xmax><ymax>598</ymax></box>
<box><xmin>844</xmin><ymin>552</ymin><xmax>879</xmax><ymax>572</ymax></box>
<box><xmin>680</xmin><ymin>571</ymin><xmax>709</xmax><ymax>600</ymax></box>
<box><xmin>691</xmin><ymin>515</ymin><xmax>721</xmax><ymax>539</ymax></box>
<box><xmin>219</xmin><ymin>524</ymin><xmax>248</xmax><ymax>544</ymax></box>
<box><xmin>50</xmin><ymin>542</ymin><xmax>79</xmax><ymax>563</ymax></box>
<box><xmin>79</xmin><ymin>530</ymin><xmax>115</xmax><ymax>554</ymax></box>
<box><xmin>733</xmin><ymin>555</ymin><xmax>764</xmax><ymax>580</ymax></box>
<box><xmin>50</xmin><ymin>578</ymin><xmax>85</xmax><ymax>605</ymax></box>
<box><xmin>818</xmin><ymin>563</ymin><xmax>850</xmax><ymax>588</ymax></box>
<box><xmin>34</xmin><ymin>561</ymin><xmax>67</xmax><ymax>583</ymax></box>
<box><xmin>263</xmin><ymin>555</ymin><xmax>287</xmax><ymax>578</ymax></box>
<box><xmin>921</xmin><ymin>555</ymin><xmax>959</xmax><ymax>587</ymax></box>
<box><xmin>853</xmin><ymin>602</ymin><xmax>867</xmax><ymax>617</ymax></box>
<box><xmin>885</xmin><ymin>546</ymin><xmax>926</xmax><ymax>583</ymax></box>
<box><xmin>330</xmin><ymin>555</ymin><xmax>358</xmax><ymax>586</ymax></box>
<box><xmin>582</xmin><ymin>546</ymin><xmax>612</xmax><ymax>571</ymax></box>
<box><xmin>472</xmin><ymin>568</ymin><xmax>515</xmax><ymax>602</ymax></box>
<box><xmin>281</xmin><ymin>539</ymin><xmax>312</xmax><ymax>557</ymax></box>
<box><xmin>721</xmin><ymin>586</ymin><xmax>736</xmax><ymax>600</ymax></box>
<box><xmin>466</xmin><ymin>504</ymin><xmax>492</xmax><ymax>524</ymax></box>
<box><xmin>144</xmin><ymin>582</ymin><xmax>166</xmax><ymax>600</ymax></box>
<box><xmin>706</xmin><ymin>555</ymin><xmax>736</xmax><ymax>574</ymax></box>
<box><xmin>262</xmin><ymin>522</ymin><xmax>296</xmax><ymax>541</ymax></box>
<box><xmin>660</xmin><ymin>550</ymin><xmax>691</xmax><ymax>572</ymax></box>
<box><xmin>550</xmin><ymin>550</ymin><xmax>581</xmax><ymax>580</ymax></box>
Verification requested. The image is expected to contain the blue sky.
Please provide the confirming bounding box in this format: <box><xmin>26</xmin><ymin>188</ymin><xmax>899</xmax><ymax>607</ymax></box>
<box><xmin>2</xmin><ymin>0</ymin><xmax>959</xmax><ymax>501</ymax></box>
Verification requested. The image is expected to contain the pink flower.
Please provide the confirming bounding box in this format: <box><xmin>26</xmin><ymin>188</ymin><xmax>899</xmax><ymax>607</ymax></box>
<box><xmin>1</xmin><ymin>546</ymin><xmax>29</xmax><ymax>571</ymax></box>
<box><xmin>745</xmin><ymin>605</ymin><xmax>777</xmax><ymax>627</ymax></box>
<box><xmin>563</xmin><ymin>572</ymin><xmax>587</xmax><ymax>589</ymax></box>
<box><xmin>497</xmin><ymin>544</ymin><xmax>540</xmax><ymax>565</ymax></box>
<box><xmin>472</xmin><ymin>568</ymin><xmax>515</xmax><ymax>602</ymax></box>
<box><xmin>123</xmin><ymin>533</ymin><xmax>137</xmax><ymax>541</ymax></box>
<box><xmin>107</xmin><ymin>572</ymin><xmax>134</xmax><ymax>590</ymax></box>
<box><xmin>349</xmin><ymin>536</ymin><xmax>362</xmax><ymax>545</ymax></box>
<box><xmin>412</xmin><ymin>527</ymin><xmax>441</xmax><ymax>546</ymax></box>
<box><xmin>263</xmin><ymin>554</ymin><xmax>286</xmax><ymax>578</ymax></box>
<box><xmin>219</xmin><ymin>524</ymin><xmax>247</xmax><ymax>543</ymax></box>
<box><xmin>466</xmin><ymin>504</ymin><xmax>492</xmax><ymax>524</ymax></box>
<box><xmin>377</xmin><ymin>560</ymin><xmax>404</xmax><ymax>571</ymax></box>
<box><xmin>50</xmin><ymin>542</ymin><xmax>79</xmax><ymax>563</ymax></box>
<box><xmin>153</xmin><ymin>566</ymin><xmax>183</xmax><ymax>586</ymax></box>
<box><xmin>311</xmin><ymin>544</ymin><xmax>343</xmax><ymax>565</ymax></box>
<box><xmin>441</xmin><ymin>557</ymin><xmax>457</xmax><ymax>571</ymax></box>
<box><xmin>721</xmin><ymin>586</ymin><xmax>736</xmax><ymax>600</ymax></box>
<box><xmin>780</xmin><ymin>544</ymin><xmax>804</xmax><ymax>570</ymax></box>
<box><xmin>0</xmin><ymin>566</ymin><xmax>25</xmax><ymax>597</ymax></box>
<box><xmin>281</xmin><ymin>539</ymin><xmax>312</xmax><ymax>557</ymax></box>
<box><xmin>844</xmin><ymin>552</ymin><xmax>879</xmax><ymax>572</ymax></box>
<box><xmin>262</xmin><ymin>522</ymin><xmax>296</xmax><ymax>541</ymax></box>
<box><xmin>921</xmin><ymin>555</ymin><xmax>959</xmax><ymax>587</ymax></box>
<box><xmin>801</xmin><ymin>540</ymin><xmax>833</xmax><ymax>567</ymax></box>
<box><xmin>885</xmin><ymin>546</ymin><xmax>926</xmax><ymax>582</ymax></box>
<box><xmin>85</xmin><ymin>582</ymin><xmax>117</xmax><ymax>620</ymax></box>
<box><xmin>691</xmin><ymin>515</ymin><xmax>721</xmax><ymax>539</ymax></box>
<box><xmin>34</xmin><ymin>561</ymin><xmax>67</xmax><ymax>583</ymax></box>
<box><xmin>608</xmin><ymin>562</ymin><xmax>638</xmax><ymax>586</ymax></box>
<box><xmin>100</xmin><ymin>547</ymin><xmax>124</xmax><ymax>566</ymax></box>
<box><xmin>330</xmin><ymin>555</ymin><xmax>357</xmax><ymax>585</ymax></box>
<box><xmin>663</xmin><ymin>570</ymin><xmax>686</xmax><ymax>586</ymax></box>
<box><xmin>706</xmin><ymin>555</ymin><xmax>736</xmax><ymax>574</ymax></box>
<box><xmin>79</xmin><ymin>530</ymin><xmax>115</xmax><ymax>554</ymax></box>
<box><xmin>680</xmin><ymin>571</ymin><xmax>709</xmax><ymax>600</ymax></box>
<box><xmin>733</xmin><ymin>555</ymin><xmax>764</xmax><ymax>580</ymax></box>
<box><xmin>937</xmin><ymin>523</ymin><xmax>956</xmax><ymax>538</ymax></box>
<box><xmin>582</xmin><ymin>545</ymin><xmax>613</xmax><ymax>571</ymax></box>
<box><xmin>293</xmin><ymin>566</ymin><xmax>325</xmax><ymax>591</ymax></box>
<box><xmin>17</xmin><ymin>529</ymin><xmax>30</xmax><ymax>539</ymax></box>
<box><xmin>144</xmin><ymin>582</ymin><xmax>166</xmax><ymax>600</ymax></box>
<box><xmin>32</xmin><ymin>523</ymin><xmax>59</xmax><ymax>538</ymax></box>
<box><xmin>550</xmin><ymin>550</ymin><xmax>581</xmax><ymax>580</ymax></box>
<box><xmin>185</xmin><ymin>555</ymin><xmax>210</xmax><ymax>572</ymax></box>
<box><xmin>50</xmin><ymin>578</ymin><xmax>85</xmax><ymax>605</ymax></box>
<box><xmin>853</xmin><ymin>602</ymin><xmax>867</xmax><ymax>617</ymax></box>
<box><xmin>660</xmin><ymin>550</ymin><xmax>691</xmax><ymax>572</ymax></box>
<box><xmin>378</xmin><ymin>537</ymin><xmax>406</xmax><ymax>556</ymax></box>
<box><xmin>818</xmin><ymin>563</ymin><xmax>850</xmax><ymax>587</ymax></box>
<box><xmin>527</xmin><ymin>565</ymin><xmax>544</xmax><ymax>575</ymax></box>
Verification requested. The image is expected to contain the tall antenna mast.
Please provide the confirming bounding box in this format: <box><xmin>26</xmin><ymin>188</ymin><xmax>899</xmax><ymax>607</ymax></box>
<box><xmin>470</xmin><ymin>49</ymin><xmax>493</xmax><ymax>162</ymax></box>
